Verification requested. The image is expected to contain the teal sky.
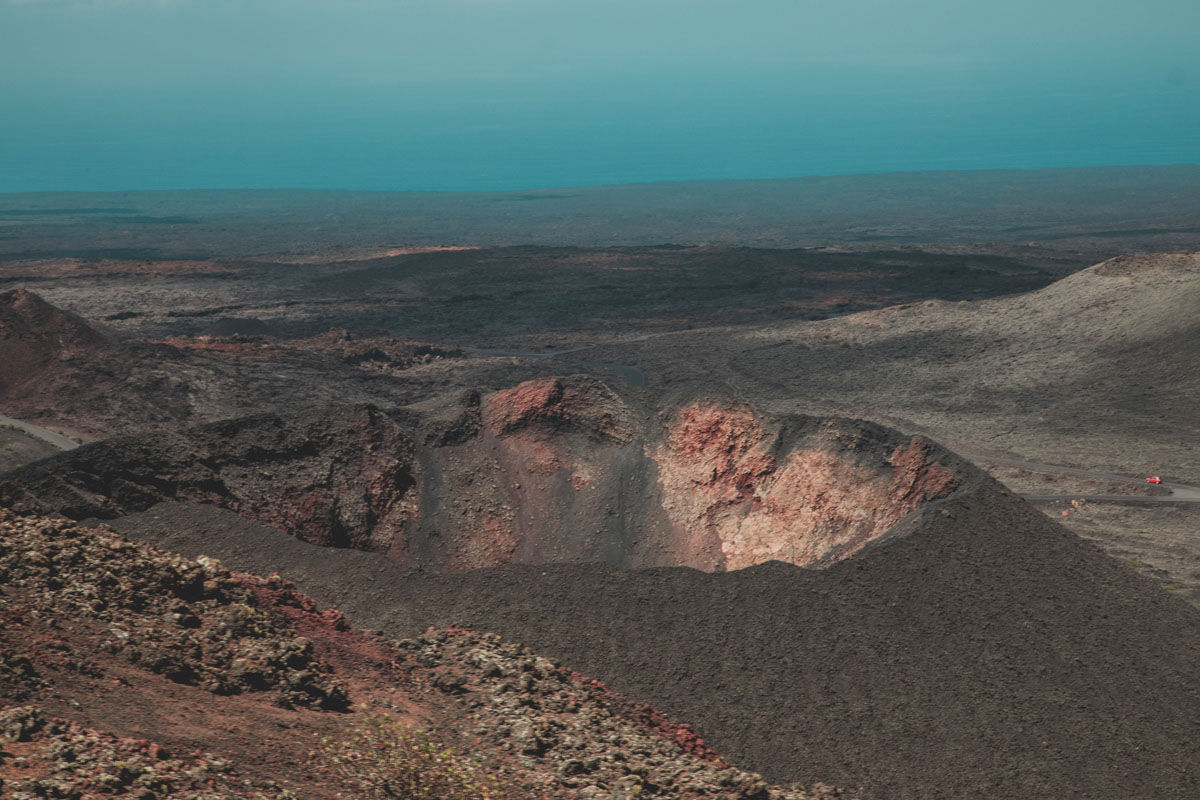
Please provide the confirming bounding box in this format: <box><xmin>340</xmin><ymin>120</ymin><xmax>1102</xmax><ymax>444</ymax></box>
<box><xmin>2</xmin><ymin>0</ymin><xmax>1196</xmax><ymax>84</ymax></box>
<box><xmin>1</xmin><ymin>1</ymin><xmax>1197</xmax><ymax>191</ymax></box>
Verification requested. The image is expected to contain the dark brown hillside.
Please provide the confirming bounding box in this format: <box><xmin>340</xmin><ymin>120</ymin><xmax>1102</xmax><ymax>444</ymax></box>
<box><xmin>0</xmin><ymin>287</ymin><xmax>112</xmax><ymax>395</ymax></box>
<box><xmin>101</xmin><ymin>480</ymin><xmax>1200</xmax><ymax>800</ymax></box>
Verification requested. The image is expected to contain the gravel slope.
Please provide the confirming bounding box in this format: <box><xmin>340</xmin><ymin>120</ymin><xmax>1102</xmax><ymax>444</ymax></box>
<box><xmin>106</xmin><ymin>478</ymin><xmax>1200</xmax><ymax>800</ymax></box>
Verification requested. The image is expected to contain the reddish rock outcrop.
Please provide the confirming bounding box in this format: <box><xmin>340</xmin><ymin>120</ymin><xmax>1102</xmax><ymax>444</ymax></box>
<box><xmin>483</xmin><ymin>376</ymin><xmax>635</xmax><ymax>444</ymax></box>
<box><xmin>654</xmin><ymin>406</ymin><xmax>962</xmax><ymax>569</ymax></box>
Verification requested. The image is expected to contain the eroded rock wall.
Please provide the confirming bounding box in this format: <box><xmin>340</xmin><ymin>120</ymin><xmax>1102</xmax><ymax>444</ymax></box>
<box><xmin>654</xmin><ymin>405</ymin><xmax>961</xmax><ymax>569</ymax></box>
<box><xmin>0</xmin><ymin>405</ymin><xmax>420</xmax><ymax>555</ymax></box>
<box><xmin>404</xmin><ymin>377</ymin><xmax>658</xmax><ymax>572</ymax></box>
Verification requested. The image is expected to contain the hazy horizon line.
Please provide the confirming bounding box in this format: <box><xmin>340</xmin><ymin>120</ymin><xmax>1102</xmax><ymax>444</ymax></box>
<box><xmin>4</xmin><ymin>162</ymin><xmax>1200</xmax><ymax>199</ymax></box>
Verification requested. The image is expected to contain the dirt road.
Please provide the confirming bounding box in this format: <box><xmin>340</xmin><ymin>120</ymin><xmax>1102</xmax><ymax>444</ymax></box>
<box><xmin>0</xmin><ymin>415</ymin><xmax>79</xmax><ymax>451</ymax></box>
<box><xmin>969</xmin><ymin>454</ymin><xmax>1200</xmax><ymax>505</ymax></box>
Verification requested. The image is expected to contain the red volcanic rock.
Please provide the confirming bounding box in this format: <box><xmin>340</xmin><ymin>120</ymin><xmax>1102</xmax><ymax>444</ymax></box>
<box><xmin>663</xmin><ymin>403</ymin><xmax>776</xmax><ymax>489</ymax></box>
<box><xmin>889</xmin><ymin>436</ymin><xmax>960</xmax><ymax>506</ymax></box>
<box><xmin>654</xmin><ymin>406</ymin><xmax>962</xmax><ymax>569</ymax></box>
<box><xmin>486</xmin><ymin>376</ymin><xmax>565</xmax><ymax>435</ymax></box>
<box><xmin>484</xmin><ymin>376</ymin><xmax>635</xmax><ymax>444</ymax></box>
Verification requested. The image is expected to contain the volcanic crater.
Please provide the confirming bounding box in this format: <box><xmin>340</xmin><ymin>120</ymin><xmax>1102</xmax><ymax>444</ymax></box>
<box><xmin>0</xmin><ymin>375</ymin><xmax>970</xmax><ymax>575</ymax></box>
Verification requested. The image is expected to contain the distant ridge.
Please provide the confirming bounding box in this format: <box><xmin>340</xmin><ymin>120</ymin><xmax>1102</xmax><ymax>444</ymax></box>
<box><xmin>0</xmin><ymin>288</ymin><xmax>112</xmax><ymax>396</ymax></box>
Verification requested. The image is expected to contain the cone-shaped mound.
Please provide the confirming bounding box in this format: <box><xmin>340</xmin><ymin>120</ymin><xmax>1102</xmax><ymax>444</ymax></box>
<box><xmin>0</xmin><ymin>289</ymin><xmax>198</xmax><ymax>435</ymax></box>
<box><xmin>0</xmin><ymin>288</ymin><xmax>112</xmax><ymax>396</ymax></box>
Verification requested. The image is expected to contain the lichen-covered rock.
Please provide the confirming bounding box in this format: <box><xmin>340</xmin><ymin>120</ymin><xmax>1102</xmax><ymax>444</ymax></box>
<box><xmin>0</xmin><ymin>704</ymin><xmax>45</xmax><ymax>742</ymax></box>
<box><xmin>0</xmin><ymin>651</ymin><xmax>46</xmax><ymax>702</ymax></box>
<box><xmin>389</xmin><ymin>627</ymin><xmax>850</xmax><ymax>800</ymax></box>
<box><xmin>0</xmin><ymin>509</ymin><xmax>349</xmax><ymax>709</ymax></box>
<box><xmin>0</xmin><ymin>709</ymin><xmax>297</xmax><ymax>800</ymax></box>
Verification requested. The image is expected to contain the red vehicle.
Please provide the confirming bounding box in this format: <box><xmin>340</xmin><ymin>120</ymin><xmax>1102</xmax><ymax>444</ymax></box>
<box><xmin>1145</xmin><ymin>476</ymin><xmax>1163</xmax><ymax>484</ymax></box>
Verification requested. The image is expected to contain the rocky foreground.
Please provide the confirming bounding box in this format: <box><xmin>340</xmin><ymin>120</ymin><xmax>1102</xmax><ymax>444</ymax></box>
<box><xmin>0</xmin><ymin>508</ymin><xmax>848</xmax><ymax>799</ymax></box>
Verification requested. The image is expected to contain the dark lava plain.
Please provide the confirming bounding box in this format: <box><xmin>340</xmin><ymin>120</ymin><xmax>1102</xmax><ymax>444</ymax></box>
<box><xmin>0</xmin><ymin>242</ymin><xmax>1091</xmax><ymax>345</ymax></box>
<box><xmin>4</xmin><ymin>166</ymin><xmax>1199</xmax><ymax>352</ymax></box>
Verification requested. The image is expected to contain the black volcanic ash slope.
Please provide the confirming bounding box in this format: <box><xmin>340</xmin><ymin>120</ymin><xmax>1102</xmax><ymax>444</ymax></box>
<box><xmin>84</xmin><ymin>482</ymin><xmax>1200</xmax><ymax>800</ymax></box>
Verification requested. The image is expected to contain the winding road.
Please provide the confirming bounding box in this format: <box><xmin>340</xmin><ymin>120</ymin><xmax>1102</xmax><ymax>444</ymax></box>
<box><xmin>0</xmin><ymin>414</ymin><xmax>80</xmax><ymax>451</ymax></box>
<box><xmin>965</xmin><ymin>455</ymin><xmax>1200</xmax><ymax>505</ymax></box>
